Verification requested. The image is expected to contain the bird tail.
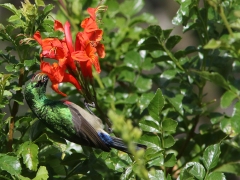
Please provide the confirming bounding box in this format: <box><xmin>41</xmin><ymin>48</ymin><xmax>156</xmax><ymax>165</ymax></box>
<box><xmin>110</xmin><ymin>137</ymin><xmax>147</xmax><ymax>153</ymax></box>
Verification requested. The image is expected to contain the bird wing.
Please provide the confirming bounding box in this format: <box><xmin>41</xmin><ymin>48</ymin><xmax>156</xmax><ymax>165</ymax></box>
<box><xmin>64</xmin><ymin>101</ymin><xmax>110</xmax><ymax>152</ymax></box>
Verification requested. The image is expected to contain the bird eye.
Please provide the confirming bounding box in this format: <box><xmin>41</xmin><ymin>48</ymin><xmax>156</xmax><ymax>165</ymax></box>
<box><xmin>34</xmin><ymin>82</ymin><xmax>40</xmax><ymax>87</ymax></box>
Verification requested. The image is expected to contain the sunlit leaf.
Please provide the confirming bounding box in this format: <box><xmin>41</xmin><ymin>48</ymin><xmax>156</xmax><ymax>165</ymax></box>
<box><xmin>203</xmin><ymin>144</ymin><xmax>221</xmax><ymax>170</ymax></box>
<box><xmin>148</xmin><ymin>89</ymin><xmax>164</xmax><ymax>121</ymax></box>
<box><xmin>0</xmin><ymin>154</ymin><xmax>21</xmax><ymax>176</ymax></box>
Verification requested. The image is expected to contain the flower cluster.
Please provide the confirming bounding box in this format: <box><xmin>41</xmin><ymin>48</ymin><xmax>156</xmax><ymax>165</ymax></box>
<box><xmin>34</xmin><ymin>6</ymin><xmax>107</xmax><ymax>96</ymax></box>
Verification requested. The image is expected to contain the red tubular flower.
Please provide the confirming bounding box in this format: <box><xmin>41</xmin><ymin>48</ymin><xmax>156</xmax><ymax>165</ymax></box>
<box><xmin>71</xmin><ymin>41</ymin><xmax>100</xmax><ymax>77</ymax></box>
<box><xmin>33</xmin><ymin>31</ymin><xmax>67</xmax><ymax>67</ymax></box>
<box><xmin>54</xmin><ymin>20</ymin><xmax>76</xmax><ymax>71</ymax></box>
<box><xmin>40</xmin><ymin>61</ymin><xmax>81</xmax><ymax>96</ymax></box>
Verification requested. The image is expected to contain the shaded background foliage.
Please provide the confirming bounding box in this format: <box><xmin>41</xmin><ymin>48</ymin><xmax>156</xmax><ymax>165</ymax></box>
<box><xmin>1</xmin><ymin>0</ymin><xmax>240</xmax><ymax>179</ymax></box>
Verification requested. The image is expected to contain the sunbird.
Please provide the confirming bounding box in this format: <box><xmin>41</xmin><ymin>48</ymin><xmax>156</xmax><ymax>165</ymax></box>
<box><xmin>24</xmin><ymin>75</ymin><xmax>146</xmax><ymax>153</ymax></box>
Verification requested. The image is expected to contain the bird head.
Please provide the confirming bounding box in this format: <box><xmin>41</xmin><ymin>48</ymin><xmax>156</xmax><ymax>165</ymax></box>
<box><xmin>24</xmin><ymin>74</ymin><xmax>49</xmax><ymax>100</ymax></box>
<box><xmin>32</xmin><ymin>74</ymin><xmax>49</xmax><ymax>89</ymax></box>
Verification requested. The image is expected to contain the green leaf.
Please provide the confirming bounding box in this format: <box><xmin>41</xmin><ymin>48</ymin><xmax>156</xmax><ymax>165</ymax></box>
<box><xmin>35</xmin><ymin>0</ymin><xmax>45</xmax><ymax>7</ymax></box>
<box><xmin>33</xmin><ymin>166</ymin><xmax>49</xmax><ymax>180</ymax></box>
<box><xmin>119</xmin><ymin>0</ymin><xmax>144</xmax><ymax>17</ymax></box>
<box><xmin>152</xmin><ymin>55</ymin><xmax>171</xmax><ymax>63</ymax></box>
<box><xmin>124</xmin><ymin>93</ymin><xmax>138</xmax><ymax>104</ymax></box>
<box><xmin>135</xmin><ymin>76</ymin><xmax>152</xmax><ymax>92</ymax></box>
<box><xmin>172</xmin><ymin>0</ymin><xmax>197</xmax><ymax>26</ymax></box>
<box><xmin>166</xmin><ymin>35</ymin><xmax>182</xmax><ymax>49</ymax></box>
<box><xmin>139</xmin><ymin>92</ymin><xmax>155</xmax><ymax>114</ymax></box>
<box><xmin>18</xmin><ymin>141</ymin><xmax>39</xmax><ymax>171</ymax></box>
<box><xmin>229</xmin><ymin>101</ymin><xmax>240</xmax><ymax>134</ymax></box>
<box><xmin>220</xmin><ymin>90</ymin><xmax>238</xmax><ymax>108</ymax></box>
<box><xmin>148</xmin><ymin>170</ymin><xmax>164</xmax><ymax>180</ymax></box>
<box><xmin>142</xmin><ymin>57</ymin><xmax>155</xmax><ymax>70</ymax></box>
<box><xmin>0</xmin><ymin>154</ymin><xmax>21</xmax><ymax>176</ymax></box>
<box><xmin>205</xmin><ymin>172</ymin><xmax>226</xmax><ymax>180</ymax></box>
<box><xmin>118</xmin><ymin>69</ymin><xmax>135</xmax><ymax>83</ymax></box>
<box><xmin>124</xmin><ymin>51</ymin><xmax>142</xmax><ymax>69</ymax></box>
<box><xmin>24</xmin><ymin>59</ymin><xmax>36</xmax><ymax>67</ymax></box>
<box><xmin>220</xmin><ymin>117</ymin><xmax>234</xmax><ymax>135</ymax></box>
<box><xmin>148</xmin><ymin>25</ymin><xmax>162</xmax><ymax>40</ymax></box>
<box><xmin>193</xmin><ymin>71</ymin><xmax>235</xmax><ymax>91</ymax></box>
<box><xmin>166</xmin><ymin>94</ymin><xmax>184</xmax><ymax>116</ymax></box>
<box><xmin>139</xmin><ymin>118</ymin><xmax>160</xmax><ymax>133</ymax></box>
<box><xmin>106</xmin><ymin>0</ymin><xmax>119</xmax><ymax>18</ymax></box>
<box><xmin>148</xmin><ymin>89</ymin><xmax>164</xmax><ymax>121</ymax></box>
<box><xmin>139</xmin><ymin>134</ymin><xmax>162</xmax><ymax>149</ymax></box>
<box><xmin>139</xmin><ymin>37</ymin><xmax>164</xmax><ymax>51</ymax></box>
<box><xmin>188</xmin><ymin>162</ymin><xmax>205</xmax><ymax>180</ymax></box>
<box><xmin>164</xmin><ymin>153</ymin><xmax>176</xmax><ymax>167</ymax></box>
<box><xmin>130</xmin><ymin>13</ymin><xmax>158</xmax><ymax>26</ymax></box>
<box><xmin>162</xmin><ymin>118</ymin><xmax>178</xmax><ymax>133</ymax></box>
<box><xmin>162</xmin><ymin>29</ymin><xmax>173</xmax><ymax>40</ymax></box>
<box><xmin>121</xmin><ymin>166</ymin><xmax>133</xmax><ymax>180</ymax></box>
<box><xmin>204</xmin><ymin>39</ymin><xmax>222</xmax><ymax>49</ymax></box>
<box><xmin>8</xmin><ymin>14</ymin><xmax>20</xmax><ymax>22</ymax></box>
<box><xmin>181</xmin><ymin>162</ymin><xmax>206</xmax><ymax>180</ymax></box>
<box><xmin>5</xmin><ymin>64</ymin><xmax>15</xmax><ymax>72</ymax></box>
<box><xmin>0</xmin><ymin>3</ymin><xmax>19</xmax><ymax>15</ymax></box>
<box><xmin>215</xmin><ymin>162</ymin><xmax>240</xmax><ymax>176</ymax></box>
<box><xmin>160</xmin><ymin>69</ymin><xmax>178</xmax><ymax>80</ymax></box>
<box><xmin>220</xmin><ymin>102</ymin><xmax>240</xmax><ymax>135</ymax></box>
<box><xmin>203</xmin><ymin>144</ymin><xmax>221</xmax><ymax>170</ymax></box>
<box><xmin>163</xmin><ymin>135</ymin><xmax>175</xmax><ymax>148</ymax></box>
<box><xmin>147</xmin><ymin>152</ymin><xmax>164</xmax><ymax>167</ymax></box>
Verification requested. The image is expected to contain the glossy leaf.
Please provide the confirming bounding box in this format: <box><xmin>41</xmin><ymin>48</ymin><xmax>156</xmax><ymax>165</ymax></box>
<box><xmin>193</xmin><ymin>71</ymin><xmax>235</xmax><ymax>91</ymax></box>
<box><xmin>162</xmin><ymin>118</ymin><xmax>178</xmax><ymax>133</ymax></box>
<box><xmin>166</xmin><ymin>94</ymin><xmax>184</xmax><ymax>116</ymax></box>
<box><xmin>172</xmin><ymin>0</ymin><xmax>198</xmax><ymax>26</ymax></box>
<box><xmin>204</xmin><ymin>39</ymin><xmax>222</xmax><ymax>49</ymax></box>
<box><xmin>0</xmin><ymin>154</ymin><xmax>21</xmax><ymax>176</ymax></box>
<box><xmin>147</xmin><ymin>152</ymin><xmax>164</xmax><ymax>167</ymax></box>
<box><xmin>139</xmin><ymin>37</ymin><xmax>164</xmax><ymax>51</ymax></box>
<box><xmin>220</xmin><ymin>102</ymin><xmax>240</xmax><ymax>135</ymax></box>
<box><xmin>139</xmin><ymin>118</ymin><xmax>160</xmax><ymax>133</ymax></box>
<box><xmin>139</xmin><ymin>92</ymin><xmax>155</xmax><ymax>114</ymax></box>
<box><xmin>152</xmin><ymin>55</ymin><xmax>171</xmax><ymax>62</ymax></box>
<box><xmin>205</xmin><ymin>172</ymin><xmax>226</xmax><ymax>180</ymax></box>
<box><xmin>148</xmin><ymin>170</ymin><xmax>164</xmax><ymax>180</ymax></box>
<box><xmin>166</xmin><ymin>35</ymin><xmax>182</xmax><ymax>49</ymax></box>
<box><xmin>18</xmin><ymin>141</ymin><xmax>39</xmax><ymax>171</ymax></box>
<box><xmin>119</xmin><ymin>0</ymin><xmax>144</xmax><ymax>17</ymax></box>
<box><xmin>180</xmin><ymin>162</ymin><xmax>205</xmax><ymax>180</ymax></box>
<box><xmin>135</xmin><ymin>76</ymin><xmax>152</xmax><ymax>92</ymax></box>
<box><xmin>203</xmin><ymin>144</ymin><xmax>221</xmax><ymax>170</ymax></box>
<box><xmin>124</xmin><ymin>51</ymin><xmax>142</xmax><ymax>70</ymax></box>
<box><xmin>220</xmin><ymin>90</ymin><xmax>238</xmax><ymax>108</ymax></box>
<box><xmin>118</xmin><ymin>69</ymin><xmax>135</xmax><ymax>83</ymax></box>
<box><xmin>139</xmin><ymin>134</ymin><xmax>162</xmax><ymax>149</ymax></box>
<box><xmin>164</xmin><ymin>153</ymin><xmax>176</xmax><ymax>167</ymax></box>
<box><xmin>147</xmin><ymin>25</ymin><xmax>162</xmax><ymax>40</ymax></box>
<box><xmin>148</xmin><ymin>88</ymin><xmax>164</xmax><ymax>121</ymax></box>
<box><xmin>160</xmin><ymin>69</ymin><xmax>178</xmax><ymax>80</ymax></box>
<box><xmin>32</xmin><ymin>166</ymin><xmax>49</xmax><ymax>180</ymax></box>
<box><xmin>0</xmin><ymin>3</ymin><xmax>19</xmax><ymax>15</ymax></box>
<box><xmin>215</xmin><ymin>162</ymin><xmax>240</xmax><ymax>176</ymax></box>
<box><xmin>163</xmin><ymin>135</ymin><xmax>175</xmax><ymax>148</ymax></box>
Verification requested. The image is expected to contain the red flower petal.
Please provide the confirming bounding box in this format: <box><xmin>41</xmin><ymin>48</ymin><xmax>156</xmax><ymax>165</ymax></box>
<box><xmin>62</xmin><ymin>73</ymin><xmax>81</xmax><ymax>90</ymax></box>
<box><xmin>33</xmin><ymin>31</ymin><xmax>42</xmax><ymax>45</ymax></box>
<box><xmin>54</xmin><ymin>20</ymin><xmax>64</xmax><ymax>32</ymax></box>
<box><xmin>96</xmin><ymin>43</ymin><xmax>105</xmax><ymax>58</ymax></box>
<box><xmin>64</xmin><ymin>21</ymin><xmax>74</xmax><ymax>53</ymax></box>
<box><xmin>71</xmin><ymin>51</ymin><xmax>90</xmax><ymax>62</ymax></box>
<box><xmin>51</xmin><ymin>83</ymin><xmax>67</xmax><ymax>97</ymax></box>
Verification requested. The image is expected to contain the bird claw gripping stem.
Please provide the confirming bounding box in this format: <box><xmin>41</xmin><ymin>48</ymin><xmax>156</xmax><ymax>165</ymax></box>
<box><xmin>84</xmin><ymin>100</ymin><xmax>96</xmax><ymax>115</ymax></box>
